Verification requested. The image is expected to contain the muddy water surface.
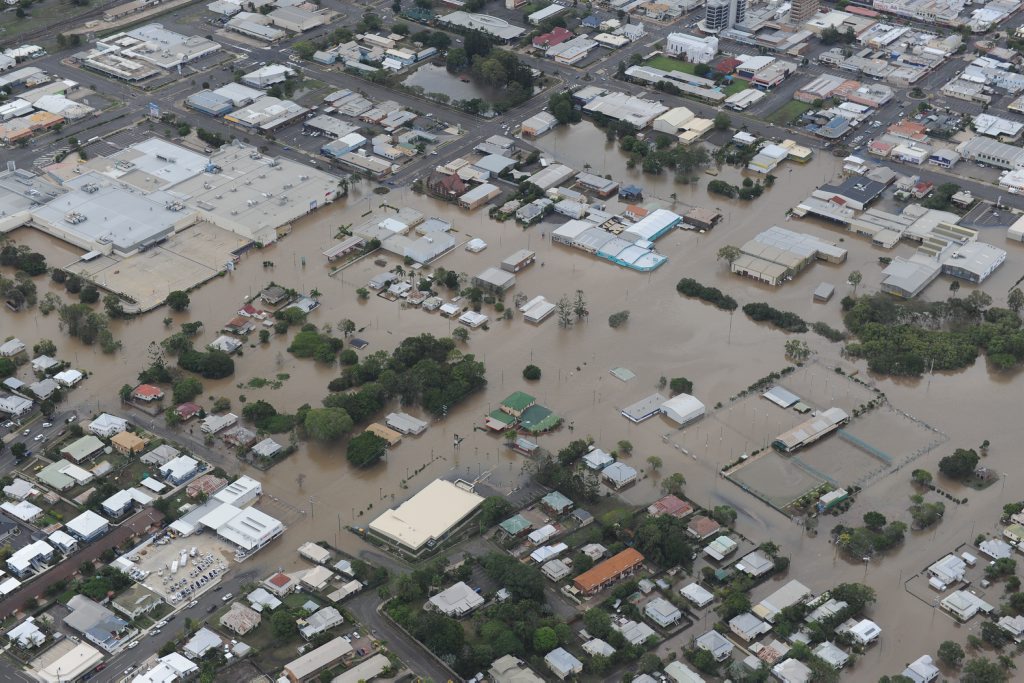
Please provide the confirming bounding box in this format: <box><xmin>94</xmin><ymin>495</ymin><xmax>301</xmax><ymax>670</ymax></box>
<box><xmin>5</xmin><ymin>129</ymin><xmax>1024</xmax><ymax>679</ymax></box>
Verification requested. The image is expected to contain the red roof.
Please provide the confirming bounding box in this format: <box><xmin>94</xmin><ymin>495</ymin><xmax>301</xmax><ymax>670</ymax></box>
<box><xmin>533</xmin><ymin>26</ymin><xmax>572</xmax><ymax>48</ymax></box>
<box><xmin>269</xmin><ymin>572</ymin><xmax>290</xmax><ymax>587</ymax></box>
<box><xmin>573</xmin><ymin>548</ymin><xmax>644</xmax><ymax>593</ymax></box>
<box><xmin>238</xmin><ymin>304</ymin><xmax>259</xmax><ymax>315</ymax></box>
<box><xmin>133</xmin><ymin>384</ymin><xmax>164</xmax><ymax>398</ymax></box>
<box><xmin>176</xmin><ymin>402</ymin><xmax>201</xmax><ymax>418</ymax></box>
<box><xmin>847</xmin><ymin>5</ymin><xmax>879</xmax><ymax>16</ymax></box>
<box><xmin>688</xmin><ymin>515</ymin><xmax>721</xmax><ymax>538</ymax></box>
<box><xmin>714</xmin><ymin>57</ymin><xmax>741</xmax><ymax>73</ymax></box>
<box><xmin>648</xmin><ymin>495</ymin><xmax>694</xmax><ymax>518</ymax></box>
<box><xmin>226</xmin><ymin>316</ymin><xmax>249</xmax><ymax>328</ymax></box>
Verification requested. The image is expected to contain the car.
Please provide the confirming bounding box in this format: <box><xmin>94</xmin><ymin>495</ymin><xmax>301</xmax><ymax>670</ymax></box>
<box><xmin>94</xmin><ymin>664</ymin><xmax>107</xmax><ymax>672</ymax></box>
<box><xmin>123</xmin><ymin>668</ymin><xmax>135</xmax><ymax>676</ymax></box>
<box><xmin>188</xmin><ymin>600</ymin><xmax>199</xmax><ymax>608</ymax></box>
<box><xmin>222</xmin><ymin>592</ymin><xmax>233</xmax><ymax>602</ymax></box>
<box><xmin>150</xmin><ymin>629</ymin><xmax>161</xmax><ymax>637</ymax></box>
<box><xmin>166</xmin><ymin>615</ymin><xmax>175</xmax><ymax>622</ymax></box>
<box><xmin>127</xmin><ymin>640</ymin><xmax>139</xmax><ymax>649</ymax></box>
<box><xmin>42</xmin><ymin>422</ymin><xmax>51</xmax><ymax>428</ymax></box>
<box><xmin>207</xmin><ymin>605</ymin><xmax>217</xmax><ymax>613</ymax></box>
<box><xmin>23</xmin><ymin>429</ymin><xmax>30</xmax><ymax>435</ymax></box>
<box><xmin>67</xmin><ymin>416</ymin><xmax>77</xmax><ymax>423</ymax></box>
<box><xmin>34</xmin><ymin>434</ymin><xmax>44</xmax><ymax>441</ymax></box>
<box><xmin>214</xmin><ymin>585</ymin><xmax>223</xmax><ymax>591</ymax></box>
<box><xmin>155</xmin><ymin>620</ymin><xmax>167</xmax><ymax>628</ymax></box>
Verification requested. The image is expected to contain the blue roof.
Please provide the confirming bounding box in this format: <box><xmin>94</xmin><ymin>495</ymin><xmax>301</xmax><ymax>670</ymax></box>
<box><xmin>582</xmin><ymin>15</ymin><xmax>601</xmax><ymax>26</ymax></box>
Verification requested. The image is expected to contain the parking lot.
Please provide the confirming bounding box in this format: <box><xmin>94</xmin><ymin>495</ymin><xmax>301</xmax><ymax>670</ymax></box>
<box><xmin>120</xmin><ymin>532</ymin><xmax>234</xmax><ymax>603</ymax></box>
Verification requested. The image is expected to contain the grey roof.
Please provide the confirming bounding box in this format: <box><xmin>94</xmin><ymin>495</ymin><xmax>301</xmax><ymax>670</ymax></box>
<box><xmin>818</xmin><ymin>176</ymin><xmax>887</xmax><ymax>205</ymax></box>
<box><xmin>621</xmin><ymin>393</ymin><xmax>667</xmax><ymax>422</ymax></box>
<box><xmin>762</xmin><ymin>386</ymin><xmax>800</xmax><ymax>408</ymax></box>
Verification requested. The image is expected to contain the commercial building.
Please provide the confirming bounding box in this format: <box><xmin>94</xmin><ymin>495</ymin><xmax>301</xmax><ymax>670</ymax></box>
<box><xmin>75</xmin><ymin>25</ymin><xmax>220</xmax><ymax>81</ymax></box>
<box><xmin>789</xmin><ymin>0</ymin><xmax>819</xmax><ymax>23</ymax></box>
<box><xmin>226</xmin><ymin>13</ymin><xmax>286</xmax><ymax>42</ymax></box>
<box><xmin>521</xmin><ymin>111</ymin><xmax>557</xmax><ymax>137</ymax></box>
<box><xmin>573</xmin><ymin>548</ymin><xmax>644</xmax><ymax>594</ymax></box>
<box><xmin>439</xmin><ymin>11</ymin><xmax>526</xmax><ymax>42</ymax></box>
<box><xmin>665</xmin><ymin>34</ymin><xmax>718</xmax><ymax>63</ymax></box>
<box><xmin>772</xmin><ymin>408</ymin><xmax>849</xmax><ymax>452</ymax></box>
<box><xmin>241</xmin><ymin>64</ymin><xmax>294</xmax><ymax>89</ymax></box>
<box><xmin>65</xmin><ymin>595</ymin><xmax>129</xmax><ymax>651</ymax></box>
<box><xmin>660</xmin><ymin>394</ymin><xmax>705</xmax><ymax>426</ymax></box>
<box><xmin>369</xmin><ymin>479</ymin><xmax>484</xmax><ymax>554</ymax></box>
<box><xmin>702</xmin><ymin>0</ymin><xmax>746</xmax><ymax>33</ymax></box>
<box><xmin>457</xmin><ymin>183</ymin><xmax>501</xmax><ymax>210</ymax></box>
<box><xmin>268</xmin><ymin>6</ymin><xmax>326</xmax><ymax>32</ymax></box>
<box><xmin>957</xmin><ymin>136</ymin><xmax>1024</xmax><ymax>170</ymax></box>
<box><xmin>583</xmin><ymin>91</ymin><xmax>669</xmax><ymax>129</ymax></box>
<box><xmin>731</xmin><ymin>226</ymin><xmax>847</xmax><ymax>286</ymax></box>
<box><xmin>225</xmin><ymin>97</ymin><xmax>308</xmax><ymax>131</ymax></box>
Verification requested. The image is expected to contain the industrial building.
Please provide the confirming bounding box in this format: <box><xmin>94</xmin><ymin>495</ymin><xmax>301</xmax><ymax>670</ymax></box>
<box><xmin>771</xmin><ymin>407</ymin><xmax>849</xmax><ymax>453</ymax></box>
<box><xmin>369</xmin><ymin>479</ymin><xmax>484</xmax><ymax>554</ymax></box>
<box><xmin>583</xmin><ymin>91</ymin><xmax>669</xmax><ymax>129</ymax></box>
<box><xmin>731</xmin><ymin>227</ymin><xmax>847</xmax><ymax>286</ymax></box>
<box><xmin>957</xmin><ymin>136</ymin><xmax>1024</xmax><ymax>170</ymax></box>
<box><xmin>439</xmin><ymin>11</ymin><xmax>526</xmax><ymax>42</ymax></box>
<box><xmin>74</xmin><ymin>24</ymin><xmax>220</xmax><ymax>81</ymax></box>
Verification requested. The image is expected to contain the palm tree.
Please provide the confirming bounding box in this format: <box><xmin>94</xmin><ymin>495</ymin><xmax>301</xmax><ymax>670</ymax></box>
<box><xmin>949</xmin><ymin>280</ymin><xmax>960</xmax><ymax>297</ymax></box>
<box><xmin>669</xmin><ymin>192</ymin><xmax>677</xmax><ymax>206</ymax></box>
<box><xmin>310</xmin><ymin>288</ymin><xmax>322</xmax><ymax>299</ymax></box>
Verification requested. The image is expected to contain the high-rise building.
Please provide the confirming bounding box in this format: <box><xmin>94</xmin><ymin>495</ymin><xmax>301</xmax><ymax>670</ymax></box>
<box><xmin>702</xmin><ymin>0</ymin><xmax>746</xmax><ymax>33</ymax></box>
<box><xmin>789</xmin><ymin>0</ymin><xmax>819</xmax><ymax>24</ymax></box>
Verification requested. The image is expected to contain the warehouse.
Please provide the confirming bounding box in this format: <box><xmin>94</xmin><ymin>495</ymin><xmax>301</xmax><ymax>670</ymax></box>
<box><xmin>472</xmin><ymin>267</ymin><xmax>516</xmax><ymax>294</ymax></box>
<box><xmin>439</xmin><ymin>11</ymin><xmax>526</xmax><ymax>42</ymax></box>
<box><xmin>575</xmin><ymin>172</ymin><xmax>619</xmax><ymax>198</ymax></box>
<box><xmin>583</xmin><ymin>91</ymin><xmax>668</xmax><ymax>129</ymax></box>
<box><xmin>621</xmin><ymin>393</ymin><xmax>668</xmax><ymax>423</ymax></box>
<box><xmin>458</xmin><ymin>183</ymin><xmax>501</xmax><ymax>210</ymax></box>
<box><xmin>185</xmin><ymin>90</ymin><xmax>235</xmax><ymax>116</ymax></box>
<box><xmin>772</xmin><ymin>407</ymin><xmax>849</xmax><ymax>453</ymax></box>
<box><xmin>268</xmin><ymin>6</ymin><xmax>326</xmax><ymax>32</ymax></box>
<box><xmin>731</xmin><ymin>227</ymin><xmax>847</xmax><ymax>286</ymax></box>
<box><xmin>660</xmin><ymin>394</ymin><xmax>705</xmax><ymax>426</ymax></box>
<box><xmin>369</xmin><ymin>479</ymin><xmax>484</xmax><ymax>554</ymax></box>
<box><xmin>225</xmin><ymin>97</ymin><xmax>308</xmax><ymax>131</ymax></box>
<box><xmin>622</xmin><ymin>208</ymin><xmax>682</xmax><ymax>242</ymax></box>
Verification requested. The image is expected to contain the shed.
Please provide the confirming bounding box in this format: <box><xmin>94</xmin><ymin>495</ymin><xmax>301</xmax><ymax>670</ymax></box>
<box><xmin>500</xmin><ymin>249</ymin><xmax>536</xmax><ymax>273</ymax></box>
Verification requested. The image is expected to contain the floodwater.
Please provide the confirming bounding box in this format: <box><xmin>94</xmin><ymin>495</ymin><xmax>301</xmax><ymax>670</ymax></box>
<box><xmin>4</xmin><ymin>124</ymin><xmax>1024</xmax><ymax>679</ymax></box>
<box><xmin>402</xmin><ymin>63</ymin><xmax>494</xmax><ymax>103</ymax></box>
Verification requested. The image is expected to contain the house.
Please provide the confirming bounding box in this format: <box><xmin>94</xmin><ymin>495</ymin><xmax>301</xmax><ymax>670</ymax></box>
<box><xmin>31</xmin><ymin>355</ymin><xmax>59</xmax><ymax>373</ymax></box>
<box><xmin>159</xmin><ymin>455</ymin><xmax>201</xmax><ymax>485</ymax></box>
<box><xmin>66</xmin><ymin>510</ymin><xmax>109</xmax><ymax>542</ymax></box>
<box><xmin>248</xmin><ymin>587</ymin><xmax>283</xmax><ymax>612</ymax></box>
<box><xmin>582</xmin><ymin>448</ymin><xmax>614</xmax><ymax>470</ymax></box>
<box><xmin>65</xmin><ymin>595</ymin><xmax>129</xmax><ymax>652</ymax></box>
<box><xmin>111</xmin><ymin>584</ymin><xmax>162</xmax><ymax>620</ymax></box>
<box><xmin>101</xmin><ymin>487</ymin><xmax>153</xmax><ymax>518</ymax></box>
<box><xmin>132</xmin><ymin>384</ymin><xmax>163</xmax><ymax>402</ymax></box>
<box><xmin>222</xmin><ymin>425</ymin><xmax>258</xmax><ymax>448</ymax></box>
<box><xmin>573</xmin><ymin>548</ymin><xmax>644</xmax><ymax>594</ymax></box>
<box><xmin>283</xmin><ymin>636</ymin><xmax>353</xmax><ymax>683</ymax></box>
<box><xmin>298</xmin><ymin>606</ymin><xmax>343</xmax><ymax>639</ymax></box>
<box><xmin>736</xmin><ymin>549</ymin><xmax>774</xmax><ymax>577</ymax></box>
<box><xmin>264</xmin><ymin>571</ymin><xmax>297</xmax><ymax>596</ymax></box>
<box><xmin>428</xmin><ymin>582</ymin><xmax>485</xmax><ymax>617</ymax></box>
<box><xmin>648</xmin><ymin>495</ymin><xmax>693</xmax><ymax>518</ymax></box>
<box><xmin>500</xmin><ymin>391</ymin><xmax>536</xmax><ymax>418</ymax></box>
<box><xmin>544</xmin><ymin>648</ymin><xmax>583</xmax><ymax>680</ymax></box>
<box><xmin>208</xmin><ymin>335</ymin><xmax>243</xmax><ymax>354</ymax></box>
<box><xmin>260</xmin><ymin>285</ymin><xmax>289</xmax><ymax>306</ymax></box>
<box><xmin>0</xmin><ymin>394</ymin><xmax>32</xmax><ymax>417</ymax></box>
<box><xmin>695</xmin><ymin>630</ymin><xmax>733</xmax><ymax>661</ymax></box>
<box><xmin>813</xmin><ymin>641</ymin><xmax>849</xmax><ymax>669</ymax></box>
<box><xmin>602</xmin><ymin>461</ymin><xmax>638</xmax><ymax>489</ymax></box>
<box><xmin>299</xmin><ymin>541</ymin><xmax>332</xmax><ymax>565</ymax></box>
<box><xmin>36</xmin><ymin>460</ymin><xmax>93</xmax><ymax>491</ymax></box>
<box><xmin>2</xmin><ymin>500</ymin><xmax>41</xmax><ymax>523</ymax></box>
<box><xmin>846</xmin><ymin>618</ymin><xmax>882</xmax><ymax>644</ymax></box>
<box><xmin>200</xmin><ymin>412</ymin><xmax>238</xmax><ymax>434</ymax></box>
<box><xmin>615</xmin><ymin>618</ymin><xmax>656</xmax><ymax>645</ymax></box>
<box><xmin>54</xmin><ymin>369</ymin><xmax>83</xmax><ymax>387</ymax></box>
<box><xmin>29</xmin><ymin>378</ymin><xmax>59</xmax><ymax>399</ymax></box>
<box><xmin>3</xmin><ymin>478</ymin><xmax>34</xmax><ymax>501</ymax></box>
<box><xmin>251</xmin><ymin>437</ymin><xmax>282</xmax><ymax>459</ymax></box>
<box><xmin>582</xmin><ymin>639</ymin><xmax>615</xmax><ymax>657</ymax></box>
<box><xmin>300</xmin><ymin>565</ymin><xmax>334</xmax><ymax>591</ymax></box>
<box><xmin>542</xmin><ymin>558</ymin><xmax>571</xmax><ymax>581</ymax></box>
<box><xmin>940</xmin><ymin>590</ymin><xmax>993</xmax><ymax>621</ymax></box>
<box><xmin>645</xmin><ymin>597</ymin><xmax>682</xmax><ymax>627</ymax></box>
<box><xmin>729</xmin><ymin>612</ymin><xmax>770</xmax><ymax>641</ymax></box>
<box><xmin>687</xmin><ymin>515</ymin><xmax>721</xmax><ymax>540</ymax></box>
<box><xmin>7</xmin><ymin>617</ymin><xmax>45</xmax><ymax>648</ymax></box>
<box><xmin>499</xmin><ymin>514</ymin><xmax>533</xmax><ymax>537</ymax></box>
<box><xmin>773</xmin><ymin>658</ymin><xmax>813</xmax><ymax>683</ymax></box>
<box><xmin>89</xmin><ymin>413</ymin><xmax>128</xmax><ymax>437</ymax></box>
<box><xmin>980</xmin><ymin>538</ymin><xmax>1012</xmax><ymax>559</ymax></box>
<box><xmin>61</xmin><ymin>435</ymin><xmax>105</xmax><ymax>463</ymax></box>
<box><xmin>0</xmin><ymin>338</ymin><xmax>25</xmax><ymax>357</ymax></box>
<box><xmin>183</xmin><ymin>628</ymin><xmax>223</xmax><ymax>658</ymax></box>
<box><xmin>680</xmin><ymin>582</ymin><xmax>714</xmax><ymax>608</ymax></box>
<box><xmin>540</xmin><ymin>491</ymin><xmax>573</xmax><ymax>515</ymax></box>
<box><xmin>704</xmin><ymin>536</ymin><xmax>739</xmax><ymax>561</ymax></box>
<box><xmin>110</xmin><ymin>431</ymin><xmax>148</xmax><ymax>455</ymax></box>
<box><xmin>1003</xmin><ymin>523</ymin><xmax>1024</xmax><ymax>544</ymax></box>
<box><xmin>7</xmin><ymin>540</ymin><xmax>54</xmax><ymax>578</ymax></box>
<box><xmin>902</xmin><ymin>654</ymin><xmax>940</xmax><ymax>682</ymax></box>
<box><xmin>175</xmin><ymin>402</ymin><xmax>202</xmax><ymax>421</ymax></box>
<box><xmin>220</xmin><ymin>602</ymin><xmax>262</xmax><ymax>635</ymax></box>
<box><xmin>928</xmin><ymin>554</ymin><xmax>967</xmax><ymax>585</ymax></box>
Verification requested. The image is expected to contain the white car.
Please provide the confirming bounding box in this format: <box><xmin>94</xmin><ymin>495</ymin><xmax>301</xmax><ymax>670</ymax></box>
<box><xmin>42</xmin><ymin>422</ymin><xmax>52</xmax><ymax>428</ymax></box>
<box><xmin>127</xmin><ymin>641</ymin><xmax>140</xmax><ymax>649</ymax></box>
<box><xmin>34</xmin><ymin>434</ymin><xmax>43</xmax><ymax>441</ymax></box>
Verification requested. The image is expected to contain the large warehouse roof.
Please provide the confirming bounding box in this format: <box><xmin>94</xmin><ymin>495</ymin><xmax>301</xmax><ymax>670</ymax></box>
<box><xmin>369</xmin><ymin>480</ymin><xmax>483</xmax><ymax>551</ymax></box>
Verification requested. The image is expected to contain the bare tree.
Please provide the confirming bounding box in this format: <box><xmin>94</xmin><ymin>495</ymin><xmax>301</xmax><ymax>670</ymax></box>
<box><xmin>556</xmin><ymin>295</ymin><xmax>573</xmax><ymax>328</ymax></box>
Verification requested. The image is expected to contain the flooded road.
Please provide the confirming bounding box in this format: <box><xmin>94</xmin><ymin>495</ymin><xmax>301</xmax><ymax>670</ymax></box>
<box><xmin>4</xmin><ymin>125</ymin><xmax>1024</xmax><ymax>679</ymax></box>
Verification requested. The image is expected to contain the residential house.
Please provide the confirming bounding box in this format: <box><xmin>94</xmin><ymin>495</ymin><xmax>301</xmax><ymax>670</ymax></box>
<box><xmin>132</xmin><ymin>384</ymin><xmax>164</xmax><ymax>402</ymax></box>
<box><xmin>61</xmin><ymin>435</ymin><xmax>105</xmax><ymax>464</ymax></box>
<box><xmin>544</xmin><ymin>648</ymin><xmax>583</xmax><ymax>680</ymax></box>
<box><xmin>220</xmin><ymin>602</ymin><xmax>262</xmax><ymax>635</ymax></box>
<box><xmin>428</xmin><ymin>582</ymin><xmax>485</xmax><ymax>617</ymax></box>
<box><xmin>111</xmin><ymin>431</ymin><xmax>147</xmax><ymax>455</ymax></box>
<box><xmin>573</xmin><ymin>548</ymin><xmax>644</xmax><ymax>594</ymax></box>
<box><xmin>89</xmin><ymin>414</ymin><xmax>128</xmax><ymax>437</ymax></box>
<box><xmin>736</xmin><ymin>549</ymin><xmax>774</xmax><ymax>577</ymax></box>
<box><xmin>729</xmin><ymin>612</ymin><xmax>770</xmax><ymax>641</ymax></box>
<box><xmin>111</xmin><ymin>584</ymin><xmax>162</xmax><ymax>620</ymax></box>
<box><xmin>645</xmin><ymin>597</ymin><xmax>682</xmax><ymax>628</ymax></box>
<box><xmin>159</xmin><ymin>455</ymin><xmax>201</xmax><ymax>485</ymax></box>
<box><xmin>66</xmin><ymin>510</ymin><xmax>109</xmax><ymax>542</ymax></box>
<box><xmin>298</xmin><ymin>606</ymin><xmax>343</xmax><ymax>640</ymax></box>
<box><xmin>65</xmin><ymin>595</ymin><xmax>129</xmax><ymax>652</ymax></box>
<box><xmin>695</xmin><ymin>629</ymin><xmax>733</xmax><ymax>661</ymax></box>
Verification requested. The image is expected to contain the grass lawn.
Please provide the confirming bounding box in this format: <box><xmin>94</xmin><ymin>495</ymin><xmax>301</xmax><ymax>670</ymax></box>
<box><xmin>645</xmin><ymin>56</ymin><xmax>699</xmax><ymax>75</ymax></box>
<box><xmin>766</xmin><ymin>100</ymin><xmax>812</xmax><ymax>125</ymax></box>
<box><xmin>723</xmin><ymin>79</ymin><xmax>749</xmax><ymax>96</ymax></box>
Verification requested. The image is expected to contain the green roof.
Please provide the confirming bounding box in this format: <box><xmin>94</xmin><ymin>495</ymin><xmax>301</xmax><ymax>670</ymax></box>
<box><xmin>61</xmin><ymin>435</ymin><xmax>105</xmax><ymax>462</ymax></box>
<box><xmin>501</xmin><ymin>391</ymin><xmax>536</xmax><ymax>412</ymax></box>
<box><xmin>488</xmin><ymin>410</ymin><xmax>516</xmax><ymax>425</ymax></box>
<box><xmin>520</xmin><ymin>404</ymin><xmax>561</xmax><ymax>433</ymax></box>
<box><xmin>499</xmin><ymin>514</ymin><xmax>531</xmax><ymax>535</ymax></box>
<box><xmin>541</xmin><ymin>491</ymin><xmax>573</xmax><ymax>512</ymax></box>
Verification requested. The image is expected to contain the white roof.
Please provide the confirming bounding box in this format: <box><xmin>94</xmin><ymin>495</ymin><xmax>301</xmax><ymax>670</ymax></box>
<box><xmin>102</xmin><ymin>487</ymin><xmax>153</xmax><ymax>512</ymax></box>
<box><xmin>528</xmin><ymin>524</ymin><xmax>557</xmax><ymax>544</ymax></box>
<box><xmin>89</xmin><ymin>413</ymin><xmax>128</xmax><ymax>436</ymax></box>
<box><xmin>0</xmin><ymin>338</ymin><xmax>24</xmax><ymax>355</ymax></box>
<box><xmin>198</xmin><ymin>503</ymin><xmax>242</xmax><ymax>530</ymax></box>
<box><xmin>429</xmin><ymin>581</ymin><xmax>485</xmax><ymax>615</ymax></box>
<box><xmin>217</xmin><ymin>507</ymin><xmax>284</xmax><ymax>550</ymax></box>
<box><xmin>140</xmin><ymin>477</ymin><xmax>167</xmax><ymax>493</ymax></box>
<box><xmin>53</xmin><ymin>369</ymin><xmax>83</xmax><ymax>385</ymax></box>
<box><xmin>530</xmin><ymin>542</ymin><xmax>567</xmax><ymax>563</ymax></box>
<box><xmin>369</xmin><ymin>479</ymin><xmax>483</xmax><ymax>550</ymax></box>
<box><xmin>213</xmin><ymin>475</ymin><xmax>261</xmax><ymax>505</ymax></box>
<box><xmin>681</xmin><ymin>582</ymin><xmax>714</xmax><ymax>606</ymax></box>
<box><xmin>660</xmin><ymin>394</ymin><xmax>705</xmax><ymax>424</ymax></box>
<box><xmin>1</xmin><ymin>500</ymin><xmax>41</xmax><ymax>521</ymax></box>
<box><xmin>603</xmin><ymin>461</ymin><xmax>637</xmax><ymax>485</ymax></box>
<box><xmin>49</xmin><ymin>529</ymin><xmax>77</xmax><ymax>548</ymax></box>
<box><xmin>66</xmin><ymin>510</ymin><xmax>108</xmax><ymax>538</ymax></box>
<box><xmin>8</xmin><ymin>540</ymin><xmax>53</xmax><ymax>571</ymax></box>
<box><xmin>159</xmin><ymin>455</ymin><xmax>199</xmax><ymax>480</ymax></box>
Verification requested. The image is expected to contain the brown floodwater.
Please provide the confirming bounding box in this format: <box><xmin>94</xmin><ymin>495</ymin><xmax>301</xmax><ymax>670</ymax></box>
<box><xmin>4</xmin><ymin>125</ymin><xmax>1024</xmax><ymax>678</ymax></box>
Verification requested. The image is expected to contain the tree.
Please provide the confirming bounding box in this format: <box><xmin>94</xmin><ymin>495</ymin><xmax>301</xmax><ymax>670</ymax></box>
<box><xmin>573</xmin><ymin>289</ymin><xmax>588</xmax><ymax>321</ymax></box>
<box><xmin>340</xmin><ymin>318</ymin><xmax>356</xmax><ymax>337</ymax></box>
<box><xmin>533</xmin><ymin>626</ymin><xmax>557</xmax><ymax>652</ymax></box>
<box><xmin>11</xmin><ymin>442</ymin><xmax>26</xmax><ymax>459</ymax></box>
<box><xmin>165</xmin><ymin>290</ymin><xmax>190</xmax><ymax>311</ymax></box>
<box><xmin>669</xmin><ymin>377</ymin><xmax>693</xmax><ymax>395</ymax></box>
<box><xmin>452</xmin><ymin>327</ymin><xmax>469</xmax><ymax>343</ymax></box>
<box><xmin>583</xmin><ymin>608</ymin><xmax>611</xmax><ymax>639</ymax></box>
<box><xmin>79</xmin><ymin>286</ymin><xmax>100</xmax><ymax>304</ymax></box>
<box><xmin>713</xmin><ymin>112</ymin><xmax>731</xmax><ymax>130</ymax></box>
<box><xmin>986</xmin><ymin>557</ymin><xmax>1016</xmax><ymax>580</ymax></box>
<box><xmin>346</xmin><ymin>432</ymin><xmax>388</xmax><ymax>467</ymax></box>
<box><xmin>446</xmin><ymin>47</ymin><xmax>468</xmax><ymax>72</ymax></box>
<box><xmin>647</xmin><ymin>455</ymin><xmax>662</xmax><ymax>471</ymax></box>
<box><xmin>172</xmin><ymin>377</ymin><xmax>203</xmax><ymax>404</ymax></box>
<box><xmin>104</xmin><ymin>294</ymin><xmax>125</xmax><ymax>319</ymax></box>
<box><xmin>784</xmin><ymin>339</ymin><xmax>811</xmax><ymax>363</ymax></box>
<box><xmin>33</xmin><ymin>339</ymin><xmax>57</xmax><ymax>356</ymax></box>
<box><xmin>119</xmin><ymin>383</ymin><xmax>133</xmax><ymax>402</ymax></box>
<box><xmin>950</xmin><ymin>280</ymin><xmax>960</xmax><ymax>297</ymax></box>
<box><xmin>962</xmin><ymin>657</ymin><xmax>1007</xmax><ymax>682</ymax></box>
<box><xmin>617</xmin><ymin>440</ymin><xmax>633</xmax><ymax>456</ymax></box>
<box><xmin>939</xmin><ymin>448</ymin><xmax>979</xmax><ymax>480</ymax></box>
<box><xmin>717</xmin><ymin>245</ymin><xmax>741</xmax><ymax>265</ymax></box>
<box><xmin>271</xmin><ymin>610</ymin><xmax>297</xmax><ymax>637</ymax></box>
<box><xmin>304</xmin><ymin>407</ymin><xmax>353</xmax><ymax>442</ymax></box>
<box><xmin>938</xmin><ymin>640</ymin><xmax>965</xmax><ymax>668</ymax></box>
<box><xmin>478</xmin><ymin>496</ymin><xmax>513</xmax><ymax>527</ymax></box>
<box><xmin>661</xmin><ymin>472</ymin><xmax>685</xmax><ymax>495</ymax></box>
<box><xmin>863</xmin><ymin>511</ymin><xmax>886</xmax><ymax>531</ymax></box>
<box><xmin>556</xmin><ymin>294</ymin><xmax>573</xmax><ymax>328</ymax></box>
<box><xmin>848</xmin><ymin>270</ymin><xmax>862</xmax><ymax>295</ymax></box>
<box><xmin>522</xmin><ymin>364</ymin><xmax>541</xmax><ymax>380</ymax></box>
<box><xmin>912</xmin><ymin>469</ymin><xmax>933</xmax><ymax>486</ymax></box>
<box><xmin>712</xmin><ymin>505</ymin><xmax>737</xmax><ymax>526</ymax></box>
<box><xmin>608</xmin><ymin>310</ymin><xmax>630</xmax><ymax>328</ymax></box>
<box><xmin>1009</xmin><ymin>288</ymin><xmax>1024</xmax><ymax>314</ymax></box>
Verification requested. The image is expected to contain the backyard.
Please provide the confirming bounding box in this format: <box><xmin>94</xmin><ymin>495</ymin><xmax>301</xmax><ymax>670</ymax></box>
<box><xmin>765</xmin><ymin>100</ymin><xmax>813</xmax><ymax>126</ymax></box>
